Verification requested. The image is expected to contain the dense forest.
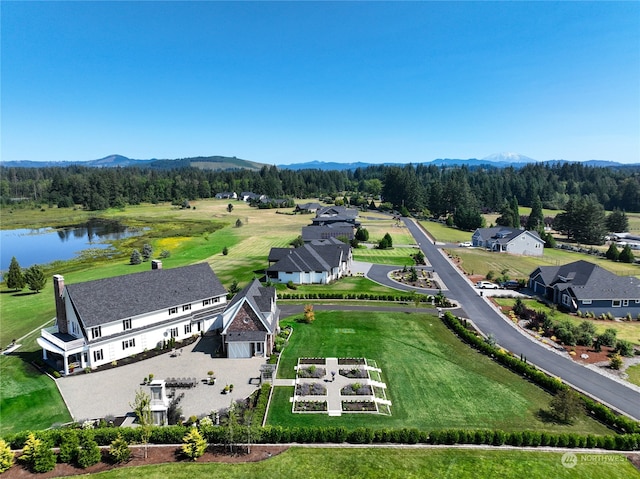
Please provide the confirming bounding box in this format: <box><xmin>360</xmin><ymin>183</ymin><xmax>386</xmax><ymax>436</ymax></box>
<box><xmin>1</xmin><ymin>162</ymin><xmax>640</xmax><ymax>220</ymax></box>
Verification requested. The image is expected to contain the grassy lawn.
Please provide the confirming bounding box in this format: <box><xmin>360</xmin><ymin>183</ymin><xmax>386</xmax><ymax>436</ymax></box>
<box><xmin>277</xmin><ymin>276</ymin><xmax>401</xmax><ymax>296</ymax></box>
<box><xmin>80</xmin><ymin>448</ymin><xmax>639</xmax><ymax>479</ymax></box>
<box><xmin>0</xmin><ymin>350</ymin><xmax>72</xmax><ymax>435</ymax></box>
<box><xmin>626</xmin><ymin>364</ymin><xmax>640</xmax><ymax>387</ymax></box>
<box><xmin>269</xmin><ymin>311</ymin><xmax>611</xmax><ymax>434</ymax></box>
<box><xmin>445</xmin><ymin>246</ymin><xmax>640</xmax><ymax>281</ymax></box>
<box><xmin>420</xmin><ymin>220</ymin><xmax>472</xmax><ymax>244</ymax></box>
<box><xmin>492</xmin><ymin>298</ymin><xmax>640</xmax><ymax>346</ymax></box>
<box><xmin>353</xmin><ymin>245</ymin><xmax>422</xmax><ymax>266</ymax></box>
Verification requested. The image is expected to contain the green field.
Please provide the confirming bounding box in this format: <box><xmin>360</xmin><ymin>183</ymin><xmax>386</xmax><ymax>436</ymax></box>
<box><xmin>268</xmin><ymin>310</ymin><xmax>611</xmax><ymax>434</ymax></box>
<box><xmin>78</xmin><ymin>447</ymin><xmax>639</xmax><ymax>479</ymax></box>
<box><xmin>626</xmin><ymin>364</ymin><xmax>640</xmax><ymax>387</ymax></box>
<box><xmin>353</xmin><ymin>245</ymin><xmax>422</xmax><ymax>266</ymax></box>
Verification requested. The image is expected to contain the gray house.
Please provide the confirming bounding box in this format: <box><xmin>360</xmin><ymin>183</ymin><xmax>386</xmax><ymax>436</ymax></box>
<box><xmin>528</xmin><ymin>260</ymin><xmax>640</xmax><ymax>318</ymax></box>
<box><xmin>267</xmin><ymin>239</ymin><xmax>352</xmax><ymax>284</ymax></box>
<box><xmin>472</xmin><ymin>227</ymin><xmax>544</xmax><ymax>257</ymax></box>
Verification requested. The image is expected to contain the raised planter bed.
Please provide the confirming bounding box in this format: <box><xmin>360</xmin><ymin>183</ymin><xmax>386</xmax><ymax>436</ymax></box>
<box><xmin>297</xmin><ymin>366</ymin><xmax>326</xmax><ymax>379</ymax></box>
<box><xmin>342</xmin><ymin>400</ymin><xmax>377</xmax><ymax>412</ymax></box>
<box><xmin>296</xmin><ymin>382</ymin><xmax>327</xmax><ymax>396</ymax></box>
<box><xmin>294</xmin><ymin>400</ymin><xmax>327</xmax><ymax>412</ymax></box>
<box><xmin>339</xmin><ymin>367</ymin><xmax>369</xmax><ymax>379</ymax></box>
<box><xmin>340</xmin><ymin>383</ymin><xmax>373</xmax><ymax>396</ymax></box>
<box><xmin>299</xmin><ymin>357</ymin><xmax>326</xmax><ymax>365</ymax></box>
<box><xmin>338</xmin><ymin>357</ymin><xmax>365</xmax><ymax>365</ymax></box>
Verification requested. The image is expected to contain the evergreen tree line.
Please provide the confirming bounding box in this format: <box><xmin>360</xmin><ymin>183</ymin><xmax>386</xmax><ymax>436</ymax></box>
<box><xmin>1</xmin><ymin>162</ymin><xmax>639</xmax><ymax>215</ymax></box>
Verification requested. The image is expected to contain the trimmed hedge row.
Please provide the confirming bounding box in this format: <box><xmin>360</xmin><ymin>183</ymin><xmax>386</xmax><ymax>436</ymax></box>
<box><xmin>5</xmin><ymin>427</ymin><xmax>639</xmax><ymax>451</ymax></box>
<box><xmin>279</xmin><ymin>292</ymin><xmax>424</xmax><ymax>301</ymax></box>
<box><xmin>441</xmin><ymin>312</ymin><xmax>640</xmax><ymax>435</ymax></box>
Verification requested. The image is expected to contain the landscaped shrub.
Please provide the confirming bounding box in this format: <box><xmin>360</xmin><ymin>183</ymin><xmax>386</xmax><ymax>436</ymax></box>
<box><xmin>347</xmin><ymin>427</ymin><xmax>374</xmax><ymax>444</ymax></box>
<box><xmin>181</xmin><ymin>428</ymin><xmax>207</xmax><ymax>461</ymax></box>
<box><xmin>0</xmin><ymin>439</ymin><xmax>14</xmax><ymax>473</ymax></box>
<box><xmin>109</xmin><ymin>434</ymin><xmax>131</xmax><ymax>464</ymax></box>
<box><xmin>76</xmin><ymin>435</ymin><xmax>102</xmax><ymax>468</ymax></box>
<box><xmin>19</xmin><ymin>433</ymin><xmax>56</xmax><ymax>473</ymax></box>
<box><xmin>57</xmin><ymin>430</ymin><xmax>79</xmax><ymax>463</ymax></box>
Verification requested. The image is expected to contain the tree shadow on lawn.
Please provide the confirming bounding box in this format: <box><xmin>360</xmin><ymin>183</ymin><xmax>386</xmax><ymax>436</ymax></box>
<box><xmin>535</xmin><ymin>408</ymin><xmax>566</xmax><ymax>425</ymax></box>
<box><xmin>0</xmin><ymin>290</ymin><xmax>39</xmax><ymax>297</ymax></box>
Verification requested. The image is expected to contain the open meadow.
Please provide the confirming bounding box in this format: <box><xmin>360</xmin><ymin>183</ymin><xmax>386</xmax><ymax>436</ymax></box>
<box><xmin>269</xmin><ymin>310</ymin><xmax>611</xmax><ymax>435</ymax></box>
<box><xmin>57</xmin><ymin>447</ymin><xmax>640</xmax><ymax>479</ymax></box>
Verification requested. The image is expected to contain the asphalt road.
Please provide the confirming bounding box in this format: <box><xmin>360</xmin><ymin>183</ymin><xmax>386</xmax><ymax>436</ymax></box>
<box><xmin>403</xmin><ymin>218</ymin><xmax>640</xmax><ymax>421</ymax></box>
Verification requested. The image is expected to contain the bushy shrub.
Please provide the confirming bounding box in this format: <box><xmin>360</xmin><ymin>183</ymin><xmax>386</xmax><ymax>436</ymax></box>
<box><xmin>20</xmin><ymin>433</ymin><xmax>56</xmax><ymax>473</ymax></box>
<box><xmin>77</xmin><ymin>435</ymin><xmax>101</xmax><ymax>469</ymax></box>
<box><xmin>109</xmin><ymin>434</ymin><xmax>131</xmax><ymax>464</ymax></box>
<box><xmin>181</xmin><ymin>428</ymin><xmax>207</xmax><ymax>461</ymax></box>
<box><xmin>57</xmin><ymin>430</ymin><xmax>79</xmax><ymax>464</ymax></box>
<box><xmin>0</xmin><ymin>439</ymin><xmax>14</xmax><ymax>473</ymax></box>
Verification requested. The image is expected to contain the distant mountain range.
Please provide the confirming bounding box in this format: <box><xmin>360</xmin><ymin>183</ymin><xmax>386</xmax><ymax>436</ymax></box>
<box><xmin>1</xmin><ymin>152</ymin><xmax>636</xmax><ymax>171</ymax></box>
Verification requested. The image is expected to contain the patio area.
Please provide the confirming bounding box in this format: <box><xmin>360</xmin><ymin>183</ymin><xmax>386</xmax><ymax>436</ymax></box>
<box><xmin>55</xmin><ymin>335</ymin><xmax>267</xmax><ymax>422</ymax></box>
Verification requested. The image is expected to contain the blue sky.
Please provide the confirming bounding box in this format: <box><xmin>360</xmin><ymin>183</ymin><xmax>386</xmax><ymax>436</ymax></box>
<box><xmin>2</xmin><ymin>1</ymin><xmax>639</xmax><ymax>164</ymax></box>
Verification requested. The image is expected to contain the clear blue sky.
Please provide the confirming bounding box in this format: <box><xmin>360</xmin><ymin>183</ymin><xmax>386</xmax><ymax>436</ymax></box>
<box><xmin>2</xmin><ymin>1</ymin><xmax>639</xmax><ymax>164</ymax></box>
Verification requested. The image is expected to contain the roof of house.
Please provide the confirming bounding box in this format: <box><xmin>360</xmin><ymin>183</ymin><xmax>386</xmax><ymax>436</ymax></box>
<box><xmin>530</xmin><ymin>260</ymin><xmax>640</xmax><ymax>300</ymax></box>
<box><xmin>474</xmin><ymin>227</ymin><xmax>542</xmax><ymax>245</ymax></box>
<box><xmin>296</xmin><ymin>202</ymin><xmax>322</xmax><ymax>211</ymax></box>
<box><xmin>223</xmin><ymin>278</ymin><xmax>278</xmax><ymax>334</ymax></box>
<box><xmin>65</xmin><ymin>263</ymin><xmax>226</xmax><ymax>328</ymax></box>
<box><xmin>301</xmin><ymin>224</ymin><xmax>355</xmax><ymax>240</ymax></box>
<box><xmin>267</xmin><ymin>243</ymin><xmax>344</xmax><ymax>274</ymax></box>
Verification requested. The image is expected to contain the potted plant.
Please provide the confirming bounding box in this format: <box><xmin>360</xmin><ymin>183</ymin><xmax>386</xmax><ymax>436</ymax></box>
<box><xmin>148</xmin><ymin>373</ymin><xmax>154</xmax><ymax>383</ymax></box>
<box><xmin>222</xmin><ymin>385</ymin><xmax>230</xmax><ymax>394</ymax></box>
<box><xmin>207</xmin><ymin>371</ymin><xmax>215</xmax><ymax>385</ymax></box>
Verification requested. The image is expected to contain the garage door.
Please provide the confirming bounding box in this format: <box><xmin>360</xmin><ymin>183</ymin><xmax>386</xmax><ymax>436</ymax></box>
<box><xmin>228</xmin><ymin>342</ymin><xmax>251</xmax><ymax>358</ymax></box>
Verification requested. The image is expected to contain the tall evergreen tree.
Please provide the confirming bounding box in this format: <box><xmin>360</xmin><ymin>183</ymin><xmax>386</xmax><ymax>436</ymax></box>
<box><xmin>527</xmin><ymin>196</ymin><xmax>544</xmax><ymax>231</ymax></box>
<box><xmin>619</xmin><ymin>244</ymin><xmax>635</xmax><ymax>263</ymax></box>
<box><xmin>6</xmin><ymin>256</ymin><xmax>25</xmax><ymax>291</ymax></box>
<box><xmin>24</xmin><ymin>265</ymin><xmax>46</xmax><ymax>293</ymax></box>
<box><xmin>511</xmin><ymin>196</ymin><xmax>520</xmax><ymax>228</ymax></box>
<box><xmin>605</xmin><ymin>209</ymin><xmax>629</xmax><ymax>233</ymax></box>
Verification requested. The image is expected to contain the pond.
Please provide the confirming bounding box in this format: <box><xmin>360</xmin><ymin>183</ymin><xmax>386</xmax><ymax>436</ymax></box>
<box><xmin>1</xmin><ymin>219</ymin><xmax>142</xmax><ymax>272</ymax></box>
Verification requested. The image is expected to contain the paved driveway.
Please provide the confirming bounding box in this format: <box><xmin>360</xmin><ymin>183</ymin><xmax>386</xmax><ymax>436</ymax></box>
<box><xmin>56</xmin><ymin>336</ymin><xmax>266</xmax><ymax>421</ymax></box>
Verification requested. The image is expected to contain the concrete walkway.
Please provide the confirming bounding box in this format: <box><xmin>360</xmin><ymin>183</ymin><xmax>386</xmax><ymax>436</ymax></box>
<box><xmin>56</xmin><ymin>336</ymin><xmax>266</xmax><ymax>421</ymax></box>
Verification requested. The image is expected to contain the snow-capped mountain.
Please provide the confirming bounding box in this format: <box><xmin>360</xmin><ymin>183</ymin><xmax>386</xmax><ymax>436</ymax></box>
<box><xmin>481</xmin><ymin>152</ymin><xmax>536</xmax><ymax>164</ymax></box>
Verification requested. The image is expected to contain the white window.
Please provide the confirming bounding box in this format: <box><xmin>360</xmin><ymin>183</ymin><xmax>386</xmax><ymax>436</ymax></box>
<box><xmin>623</xmin><ymin>300</ymin><xmax>629</xmax><ymax>306</ymax></box>
<box><xmin>203</xmin><ymin>299</ymin><xmax>211</xmax><ymax>306</ymax></box>
<box><xmin>170</xmin><ymin>327</ymin><xmax>178</xmax><ymax>338</ymax></box>
<box><xmin>169</xmin><ymin>307</ymin><xmax>178</xmax><ymax>315</ymax></box>
<box><xmin>582</xmin><ymin>300</ymin><xmax>592</xmax><ymax>305</ymax></box>
<box><xmin>123</xmin><ymin>319</ymin><xmax>132</xmax><ymax>330</ymax></box>
<box><xmin>93</xmin><ymin>349</ymin><xmax>103</xmax><ymax>362</ymax></box>
<box><xmin>184</xmin><ymin>324</ymin><xmax>192</xmax><ymax>334</ymax></box>
<box><xmin>122</xmin><ymin>338</ymin><xmax>135</xmax><ymax>350</ymax></box>
<box><xmin>183</xmin><ymin>304</ymin><xmax>191</xmax><ymax>312</ymax></box>
<box><xmin>612</xmin><ymin>300</ymin><xmax>621</xmax><ymax>307</ymax></box>
<box><xmin>91</xmin><ymin>326</ymin><xmax>102</xmax><ymax>339</ymax></box>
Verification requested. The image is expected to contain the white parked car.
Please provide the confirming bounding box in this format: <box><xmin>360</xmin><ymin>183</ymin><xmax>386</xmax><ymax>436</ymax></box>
<box><xmin>459</xmin><ymin>241</ymin><xmax>472</xmax><ymax>247</ymax></box>
<box><xmin>476</xmin><ymin>281</ymin><xmax>499</xmax><ymax>289</ymax></box>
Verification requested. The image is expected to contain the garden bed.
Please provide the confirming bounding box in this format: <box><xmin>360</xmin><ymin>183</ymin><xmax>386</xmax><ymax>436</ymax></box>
<box><xmin>339</xmin><ymin>367</ymin><xmax>369</xmax><ymax>379</ymax></box>
<box><xmin>342</xmin><ymin>400</ymin><xmax>377</xmax><ymax>412</ymax></box>
<box><xmin>296</xmin><ymin>383</ymin><xmax>327</xmax><ymax>396</ymax></box>
<box><xmin>293</xmin><ymin>401</ymin><xmax>327</xmax><ymax>412</ymax></box>
<box><xmin>340</xmin><ymin>383</ymin><xmax>373</xmax><ymax>396</ymax></box>
<box><xmin>296</xmin><ymin>366</ymin><xmax>326</xmax><ymax>379</ymax></box>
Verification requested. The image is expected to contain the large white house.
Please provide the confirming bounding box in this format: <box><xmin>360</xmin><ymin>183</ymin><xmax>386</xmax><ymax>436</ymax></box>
<box><xmin>38</xmin><ymin>262</ymin><xmax>279</xmax><ymax>375</ymax></box>
<box><xmin>266</xmin><ymin>238</ymin><xmax>352</xmax><ymax>285</ymax></box>
<box><xmin>471</xmin><ymin>227</ymin><xmax>544</xmax><ymax>257</ymax></box>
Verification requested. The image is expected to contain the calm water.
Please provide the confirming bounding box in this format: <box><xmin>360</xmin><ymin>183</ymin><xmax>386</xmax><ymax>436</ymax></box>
<box><xmin>1</xmin><ymin>219</ymin><xmax>141</xmax><ymax>272</ymax></box>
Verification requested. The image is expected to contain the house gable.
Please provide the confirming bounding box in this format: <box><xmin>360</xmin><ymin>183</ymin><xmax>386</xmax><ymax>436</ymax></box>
<box><xmin>225</xmin><ymin>301</ymin><xmax>267</xmax><ymax>334</ymax></box>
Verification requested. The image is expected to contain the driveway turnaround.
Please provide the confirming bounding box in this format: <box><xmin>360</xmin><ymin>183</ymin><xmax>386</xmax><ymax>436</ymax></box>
<box><xmin>56</xmin><ymin>336</ymin><xmax>266</xmax><ymax>422</ymax></box>
<box><xmin>403</xmin><ymin>218</ymin><xmax>640</xmax><ymax>421</ymax></box>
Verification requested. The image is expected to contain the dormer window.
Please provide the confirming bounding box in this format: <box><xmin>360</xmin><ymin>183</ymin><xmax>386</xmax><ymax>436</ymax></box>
<box><xmin>169</xmin><ymin>307</ymin><xmax>178</xmax><ymax>315</ymax></box>
<box><xmin>182</xmin><ymin>304</ymin><xmax>191</xmax><ymax>312</ymax></box>
<box><xmin>123</xmin><ymin>319</ymin><xmax>132</xmax><ymax>331</ymax></box>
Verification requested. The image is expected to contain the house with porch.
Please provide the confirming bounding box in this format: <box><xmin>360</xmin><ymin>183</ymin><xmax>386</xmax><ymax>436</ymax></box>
<box><xmin>220</xmin><ymin>279</ymin><xmax>280</xmax><ymax>358</ymax></box>
<box><xmin>528</xmin><ymin>260</ymin><xmax>640</xmax><ymax>317</ymax></box>
<box><xmin>38</xmin><ymin>261</ymin><xmax>280</xmax><ymax>375</ymax></box>
<box><xmin>266</xmin><ymin>238</ymin><xmax>352</xmax><ymax>284</ymax></box>
<box><xmin>472</xmin><ymin>227</ymin><xmax>544</xmax><ymax>257</ymax></box>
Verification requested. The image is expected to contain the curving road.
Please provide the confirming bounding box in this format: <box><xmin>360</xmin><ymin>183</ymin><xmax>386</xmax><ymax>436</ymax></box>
<box><xmin>401</xmin><ymin>218</ymin><xmax>640</xmax><ymax>421</ymax></box>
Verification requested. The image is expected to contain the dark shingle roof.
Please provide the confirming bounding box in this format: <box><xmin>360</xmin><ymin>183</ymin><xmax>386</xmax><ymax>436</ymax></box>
<box><xmin>532</xmin><ymin>260</ymin><xmax>640</xmax><ymax>300</ymax></box>
<box><xmin>266</xmin><ymin>243</ymin><xmax>343</xmax><ymax>273</ymax></box>
<box><xmin>66</xmin><ymin>263</ymin><xmax>226</xmax><ymax>328</ymax></box>
<box><xmin>227</xmin><ymin>278</ymin><xmax>275</xmax><ymax>314</ymax></box>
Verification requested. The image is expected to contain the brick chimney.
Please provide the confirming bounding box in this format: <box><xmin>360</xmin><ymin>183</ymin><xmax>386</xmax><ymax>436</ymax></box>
<box><xmin>151</xmin><ymin>260</ymin><xmax>162</xmax><ymax>270</ymax></box>
<box><xmin>53</xmin><ymin>275</ymin><xmax>69</xmax><ymax>334</ymax></box>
